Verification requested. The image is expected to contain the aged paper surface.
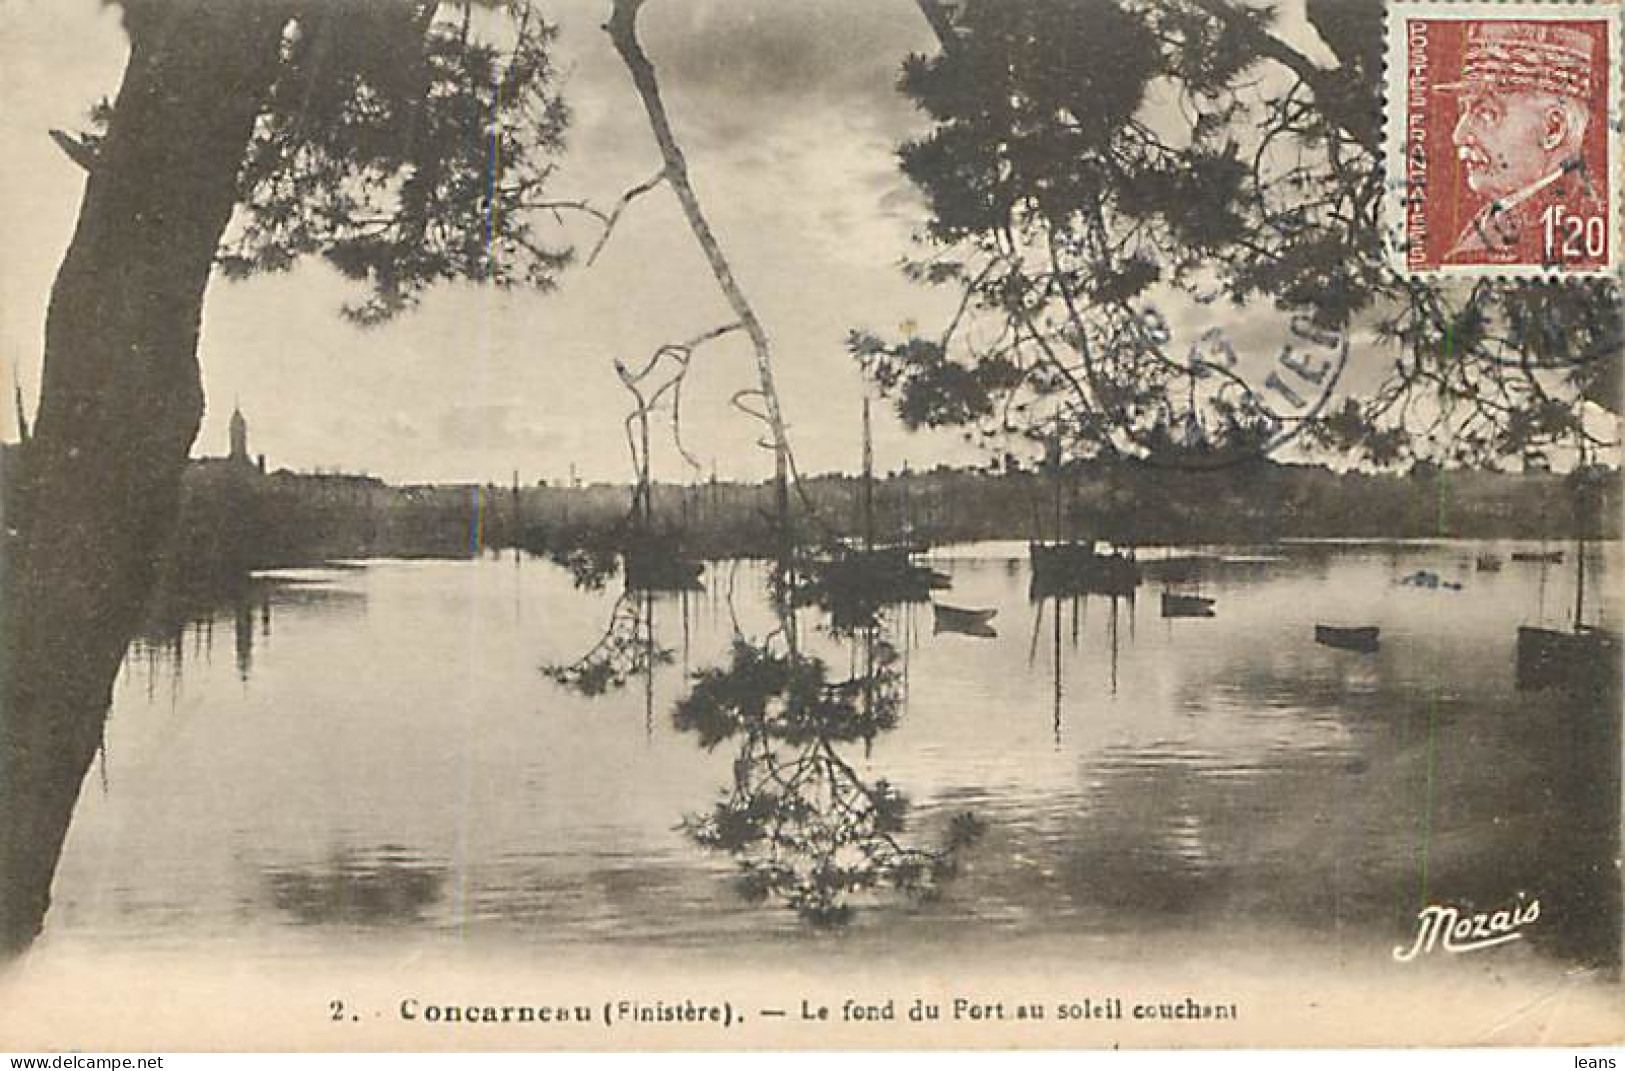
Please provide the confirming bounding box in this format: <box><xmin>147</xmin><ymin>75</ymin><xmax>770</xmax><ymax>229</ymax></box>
<box><xmin>0</xmin><ymin>0</ymin><xmax>1621</xmax><ymax>1052</ymax></box>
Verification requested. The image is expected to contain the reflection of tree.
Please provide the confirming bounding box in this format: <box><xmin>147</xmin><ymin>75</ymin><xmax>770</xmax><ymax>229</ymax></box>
<box><xmin>675</xmin><ymin>634</ymin><xmax>982</xmax><ymax>926</ymax></box>
<box><xmin>543</xmin><ymin>591</ymin><xmax>671</xmax><ymax>698</ymax></box>
<box><xmin>546</xmin><ymin>546</ymin><xmax>622</xmax><ymax>592</ymax></box>
<box><xmin>126</xmin><ymin>575</ymin><xmax>364</xmax><ymax>693</ymax></box>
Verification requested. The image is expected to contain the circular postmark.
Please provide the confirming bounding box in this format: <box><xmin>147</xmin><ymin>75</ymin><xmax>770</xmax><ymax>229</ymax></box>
<box><xmin>1091</xmin><ymin>302</ymin><xmax>1352</xmax><ymax>472</ymax></box>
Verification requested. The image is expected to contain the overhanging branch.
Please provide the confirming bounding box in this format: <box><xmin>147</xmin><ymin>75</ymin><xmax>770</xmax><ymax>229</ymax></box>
<box><xmin>606</xmin><ymin>0</ymin><xmax>795</xmax><ymax>555</ymax></box>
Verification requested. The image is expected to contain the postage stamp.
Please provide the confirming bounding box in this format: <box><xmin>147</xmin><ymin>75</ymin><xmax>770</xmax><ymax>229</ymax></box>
<box><xmin>1385</xmin><ymin>0</ymin><xmax>1623</xmax><ymax>276</ymax></box>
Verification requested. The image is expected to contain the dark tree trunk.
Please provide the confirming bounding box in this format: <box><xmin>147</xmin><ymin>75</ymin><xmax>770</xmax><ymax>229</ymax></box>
<box><xmin>1</xmin><ymin>4</ymin><xmax>287</xmax><ymax>955</ymax></box>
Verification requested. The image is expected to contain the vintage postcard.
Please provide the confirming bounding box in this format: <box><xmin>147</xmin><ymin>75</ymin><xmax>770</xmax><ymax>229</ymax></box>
<box><xmin>0</xmin><ymin>0</ymin><xmax>1621</xmax><ymax>1053</ymax></box>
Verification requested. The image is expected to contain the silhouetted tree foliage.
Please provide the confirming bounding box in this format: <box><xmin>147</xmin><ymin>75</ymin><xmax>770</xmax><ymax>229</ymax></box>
<box><xmin>855</xmin><ymin>0</ymin><xmax>1620</xmax><ymax>470</ymax></box>
<box><xmin>675</xmin><ymin>635</ymin><xmax>982</xmax><ymax>926</ymax></box>
<box><xmin>75</xmin><ymin>0</ymin><xmax>574</xmax><ymax>323</ymax></box>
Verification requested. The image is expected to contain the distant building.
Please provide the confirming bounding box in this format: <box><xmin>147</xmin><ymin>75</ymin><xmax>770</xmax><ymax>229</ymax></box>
<box><xmin>196</xmin><ymin>400</ymin><xmax>265</xmax><ymax>475</ymax></box>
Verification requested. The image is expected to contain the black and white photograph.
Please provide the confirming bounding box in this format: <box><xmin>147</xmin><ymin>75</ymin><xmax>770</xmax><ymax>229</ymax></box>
<box><xmin>0</xmin><ymin>0</ymin><xmax>1620</xmax><ymax>1052</ymax></box>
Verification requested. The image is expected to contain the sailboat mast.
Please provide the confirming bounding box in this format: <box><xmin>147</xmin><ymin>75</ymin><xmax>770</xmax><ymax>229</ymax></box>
<box><xmin>901</xmin><ymin>461</ymin><xmax>912</xmax><ymax>542</ymax></box>
<box><xmin>862</xmin><ymin>396</ymin><xmax>875</xmax><ymax>552</ymax></box>
<box><xmin>1574</xmin><ymin>441</ymin><xmax>1589</xmax><ymax>630</ymax></box>
<box><xmin>511</xmin><ymin>469</ymin><xmax>521</xmax><ymax>552</ymax></box>
<box><xmin>639</xmin><ymin>404</ymin><xmax>653</xmax><ymax>530</ymax></box>
<box><xmin>1575</xmin><ymin>535</ymin><xmax>1587</xmax><ymax>629</ymax></box>
<box><xmin>1053</xmin><ymin>461</ymin><xmax>1063</xmax><ymax>545</ymax></box>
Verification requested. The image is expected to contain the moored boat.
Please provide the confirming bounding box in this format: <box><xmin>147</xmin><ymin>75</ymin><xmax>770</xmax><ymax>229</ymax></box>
<box><xmin>1161</xmin><ymin>592</ymin><xmax>1216</xmax><ymax>618</ymax></box>
<box><xmin>1141</xmin><ymin>554</ymin><xmax>1221</xmax><ymax>583</ymax></box>
<box><xmin>1514</xmin><ymin>485</ymin><xmax>1617</xmax><ymax>692</ymax></box>
<box><xmin>796</xmin><ymin>397</ymin><xmax>953</xmax><ymax>616</ymax></box>
<box><xmin>623</xmin><ymin>546</ymin><xmax>704</xmax><ymax>592</ymax></box>
<box><xmin>933</xmin><ymin>602</ymin><xmax>997</xmax><ymax>630</ymax></box>
<box><xmin>1029</xmin><ymin>540</ymin><xmax>1141</xmax><ymax>598</ymax></box>
<box><xmin>801</xmin><ymin>545</ymin><xmax>950</xmax><ymax>603</ymax></box>
<box><xmin>1516</xmin><ymin>625</ymin><xmax>1622</xmax><ymax>692</ymax></box>
<box><xmin>1315</xmin><ymin>624</ymin><xmax>1380</xmax><ymax>653</ymax></box>
<box><xmin>933</xmin><ymin>602</ymin><xmax>998</xmax><ymax>637</ymax></box>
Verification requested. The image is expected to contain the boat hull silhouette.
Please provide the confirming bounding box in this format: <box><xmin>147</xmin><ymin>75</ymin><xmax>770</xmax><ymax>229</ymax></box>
<box><xmin>1315</xmin><ymin>624</ymin><xmax>1380</xmax><ymax>653</ymax></box>
<box><xmin>1516</xmin><ymin>625</ymin><xmax>1622</xmax><ymax>692</ymax></box>
<box><xmin>933</xmin><ymin>602</ymin><xmax>998</xmax><ymax>636</ymax></box>
<box><xmin>1029</xmin><ymin>541</ymin><xmax>1141</xmax><ymax>598</ymax></box>
<box><xmin>1161</xmin><ymin>592</ymin><xmax>1216</xmax><ymax>618</ymax></box>
<box><xmin>623</xmin><ymin>548</ymin><xmax>704</xmax><ymax>592</ymax></box>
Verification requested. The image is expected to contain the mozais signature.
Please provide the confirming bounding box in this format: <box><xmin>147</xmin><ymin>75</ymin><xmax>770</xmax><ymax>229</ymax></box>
<box><xmin>1393</xmin><ymin>897</ymin><xmax>1541</xmax><ymax>961</ymax></box>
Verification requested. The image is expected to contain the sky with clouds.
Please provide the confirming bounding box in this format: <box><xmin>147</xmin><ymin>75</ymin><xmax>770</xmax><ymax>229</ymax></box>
<box><xmin>0</xmin><ymin>0</ymin><xmax>1378</xmax><ymax>484</ymax></box>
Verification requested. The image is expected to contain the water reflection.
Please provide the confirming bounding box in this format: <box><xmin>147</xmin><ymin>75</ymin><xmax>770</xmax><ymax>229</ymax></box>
<box><xmin>52</xmin><ymin>544</ymin><xmax>1615</xmax><ymax>974</ymax></box>
<box><xmin>1030</xmin><ymin>593</ymin><xmax>1132</xmax><ymax>741</ymax></box>
<box><xmin>264</xmin><ymin>847</ymin><xmax>446</xmax><ymax>927</ymax></box>
<box><xmin>543</xmin><ymin>590</ymin><xmax>673</xmax><ymax>698</ymax></box>
<box><xmin>674</xmin><ymin>628</ymin><xmax>982</xmax><ymax>926</ymax></box>
<box><xmin>545</xmin><ymin>546</ymin><xmax>621</xmax><ymax>592</ymax></box>
<box><xmin>541</xmin><ymin>555</ymin><xmax>985</xmax><ymax>927</ymax></box>
<box><xmin>125</xmin><ymin>573</ymin><xmax>365</xmax><ymax>692</ymax></box>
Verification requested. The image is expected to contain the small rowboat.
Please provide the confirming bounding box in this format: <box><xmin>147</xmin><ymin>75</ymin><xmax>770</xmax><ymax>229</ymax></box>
<box><xmin>1315</xmin><ymin>624</ymin><xmax>1380</xmax><ymax>653</ymax></box>
<box><xmin>1161</xmin><ymin>592</ymin><xmax>1216</xmax><ymax>618</ymax></box>
<box><xmin>933</xmin><ymin>602</ymin><xmax>998</xmax><ymax>636</ymax></box>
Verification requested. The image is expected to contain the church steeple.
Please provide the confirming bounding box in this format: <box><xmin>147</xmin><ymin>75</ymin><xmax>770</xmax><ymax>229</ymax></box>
<box><xmin>229</xmin><ymin>398</ymin><xmax>248</xmax><ymax>462</ymax></box>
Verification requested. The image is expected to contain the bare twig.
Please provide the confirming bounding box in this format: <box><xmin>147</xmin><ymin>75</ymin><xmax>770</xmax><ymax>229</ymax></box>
<box><xmin>616</xmin><ymin>322</ymin><xmax>745</xmax><ymax>489</ymax></box>
<box><xmin>588</xmin><ymin>170</ymin><xmax>669</xmax><ymax>266</ymax></box>
<box><xmin>524</xmin><ymin>168</ymin><xmax>668</xmax><ymax>266</ymax></box>
<box><xmin>585</xmin><ymin>168</ymin><xmax>668</xmax><ymax>266</ymax></box>
<box><xmin>607</xmin><ymin>0</ymin><xmax>794</xmax><ymax>559</ymax></box>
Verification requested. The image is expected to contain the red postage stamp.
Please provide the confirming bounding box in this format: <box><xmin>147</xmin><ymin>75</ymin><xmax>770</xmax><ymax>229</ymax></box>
<box><xmin>1386</xmin><ymin>2</ymin><xmax>1622</xmax><ymax>276</ymax></box>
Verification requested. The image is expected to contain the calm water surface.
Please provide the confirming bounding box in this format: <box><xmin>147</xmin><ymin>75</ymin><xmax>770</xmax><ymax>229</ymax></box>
<box><xmin>41</xmin><ymin>541</ymin><xmax>1622</xmax><ymax>974</ymax></box>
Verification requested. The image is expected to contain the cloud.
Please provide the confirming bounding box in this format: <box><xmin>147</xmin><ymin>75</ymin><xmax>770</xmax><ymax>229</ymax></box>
<box><xmin>382</xmin><ymin>412</ymin><xmax>422</xmax><ymax>440</ymax></box>
<box><xmin>554</xmin><ymin>0</ymin><xmax>934</xmax><ymax>161</ymax></box>
<box><xmin>641</xmin><ymin>0</ymin><xmax>930</xmax><ymax>114</ymax></box>
<box><xmin>437</xmin><ymin>405</ymin><xmax>561</xmax><ymax>453</ymax></box>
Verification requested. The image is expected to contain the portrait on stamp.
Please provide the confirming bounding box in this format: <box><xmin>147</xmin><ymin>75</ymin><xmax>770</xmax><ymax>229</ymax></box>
<box><xmin>1398</xmin><ymin>12</ymin><xmax>1617</xmax><ymax>272</ymax></box>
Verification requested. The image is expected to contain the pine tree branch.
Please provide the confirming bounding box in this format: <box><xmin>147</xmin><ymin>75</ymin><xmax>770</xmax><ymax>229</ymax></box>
<box><xmin>48</xmin><ymin>129</ymin><xmax>98</xmax><ymax>173</ymax></box>
<box><xmin>1179</xmin><ymin>0</ymin><xmax>1379</xmax><ymax>152</ymax></box>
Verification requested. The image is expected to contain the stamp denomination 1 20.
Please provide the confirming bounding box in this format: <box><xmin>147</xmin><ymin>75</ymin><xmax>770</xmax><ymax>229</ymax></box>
<box><xmin>1386</xmin><ymin>1</ymin><xmax>1622</xmax><ymax>277</ymax></box>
